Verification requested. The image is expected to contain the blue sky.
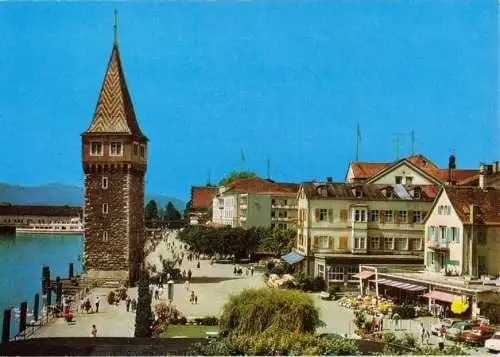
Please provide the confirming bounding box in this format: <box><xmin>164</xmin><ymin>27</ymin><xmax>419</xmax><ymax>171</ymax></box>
<box><xmin>0</xmin><ymin>1</ymin><xmax>497</xmax><ymax>201</ymax></box>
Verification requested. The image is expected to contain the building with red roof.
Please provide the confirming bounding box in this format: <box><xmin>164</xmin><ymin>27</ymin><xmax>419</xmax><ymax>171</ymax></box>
<box><xmin>212</xmin><ymin>177</ymin><xmax>299</xmax><ymax>230</ymax></box>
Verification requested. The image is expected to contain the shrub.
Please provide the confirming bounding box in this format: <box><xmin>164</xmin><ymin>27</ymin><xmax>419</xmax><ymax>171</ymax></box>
<box><xmin>328</xmin><ymin>284</ymin><xmax>341</xmax><ymax>296</ymax></box>
<box><xmin>107</xmin><ymin>291</ymin><xmax>115</xmax><ymax>305</ymax></box>
<box><xmin>178</xmin><ymin>316</ymin><xmax>187</xmax><ymax>325</ymax></box>
<box><xmin>194</xmin><ymin>316</ymin><xmax>219</xmax><ymax>326</ymax></box>
<box><xmin>219</xmin><ymin>288</ymin><xmax>321</xmax><ymax>336</ymax></box>
<box><xmin>478</xmin><ymin>299</ymin><xmax>500</xmax><ymax>324</ymax></box>
<box><xmin>393</xmin><ymin>304</ymin><xmax>415</xmax><ymax>319</ymax></box>
<box><xmin>188</xmin><ymin>331</ymin><xmax>360</xmax><ymax>356</ymax></box>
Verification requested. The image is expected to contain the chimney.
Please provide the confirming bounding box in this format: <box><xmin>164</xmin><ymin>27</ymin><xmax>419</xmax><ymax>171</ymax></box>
<box><xmin>479</xmin><ymin>163</ymin><xmax>485</xmax><ymax>189</ymax></box>
<box><xmin>469</xmin><ymin>204</ymin><xmax>477</xmax><ymax>224</ymax></box>
<box><xmin>326</xmin><ymin>177</ymin><xmax>333</xmax><ymax>183</ymax></box>
<box><xmin>448</xmin><ymin>155</ymin><xmax>456</xmax><ymax>185</ymax></box>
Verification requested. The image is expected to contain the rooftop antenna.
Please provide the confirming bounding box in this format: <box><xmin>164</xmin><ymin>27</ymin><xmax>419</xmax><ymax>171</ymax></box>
<box><xmin>113</xmin><ymin>10</ymin><xmax>118</xmax><ymax>44</ymax></box>
<box><xmin>392</xmin><ymin>133</ymin><xmax>406</xmax><ymax>161</ymax></box>
<box><xmin>266</xmin><ymin>157</ymin><xmax>271</xmax><ymax>180</ymax></box>
<box><xmin>207</xmin><ymin>168</ymin><xmax>212</xmax><ymax>186</ymax></box>
<box><xmin>240</xmin><ymin>149</ymin><xmax>246</xmax><ymax>171</ymax></box>
<box><xmin>355</xmin><ymin>123</ymin><xmax>361</xmax><ymax>161</ymax></box>
<box><xmin>410</xmin><ymin>129</ymin><xmax>415</xmax><ymax>155</ymax></box>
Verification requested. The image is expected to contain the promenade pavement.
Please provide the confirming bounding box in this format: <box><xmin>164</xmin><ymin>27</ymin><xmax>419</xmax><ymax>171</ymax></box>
<box><xmin>32</xmin><ymin>230</ymin><xmax>265</xmax><ymax>338</ymax></box>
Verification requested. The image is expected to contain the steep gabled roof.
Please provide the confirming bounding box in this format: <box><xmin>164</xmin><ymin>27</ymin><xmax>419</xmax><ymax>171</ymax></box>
<box><xmin>85</xmin><ymin>42</ymin><xmax>146</xmax><ymax>138</ymax></box>
<box><xmin>444</xmin><ymin>187</ymin><xmax>500</xmax><ymax>225</ymax></box>
<box><xmin>366</xmin><ymin>157</ymin><xmax>442</xmax><ymax>186</ymax></box>
<box><xmin>349</xmin><ymin>162</ymin><xmax>390</xmax><ymax>180</ymax></box>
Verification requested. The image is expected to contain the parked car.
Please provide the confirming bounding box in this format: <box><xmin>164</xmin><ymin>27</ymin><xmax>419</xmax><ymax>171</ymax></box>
<box><xmin>463</xmin><ymin>326</ymin><xmax>496</xmax><ymax>346</ymax></box>
<box><xmin>485</xmin><ymin>332</ymin><xmax>500</xmax><ymax>353</ymax></box>
<box><xmin>445</xmin><ymin>321</ymin><xmax>477</xmax><ymax>341</ymax></box>
<box><xmin>430</xmin><ymin>318</ymin><xmax>463</xmax><ymax>335</ymax></box>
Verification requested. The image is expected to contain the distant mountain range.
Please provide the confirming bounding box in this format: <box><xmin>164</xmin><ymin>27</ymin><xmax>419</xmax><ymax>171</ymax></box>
<box><xmin>0</xmin><ymin>183</ymin><xmax>186</xmax><ymax>211</ymax></box>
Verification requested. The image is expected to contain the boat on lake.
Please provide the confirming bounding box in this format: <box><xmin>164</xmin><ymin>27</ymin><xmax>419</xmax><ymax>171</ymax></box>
<box><xmin>16</xmin><ymin>218</ymin><xmax>83</xmax><ymax>235</ymax></box>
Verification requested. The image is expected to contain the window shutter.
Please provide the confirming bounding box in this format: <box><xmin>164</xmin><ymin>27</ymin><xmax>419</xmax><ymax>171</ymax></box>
<box><xmin>408</xmin><ymin>238</ymin><xmax>413</xmax><ymax>251</ymax></box>
<box><xmin>328</xmin><ymin>237</ymin><xmax>333</xmax><ymax>249</ymax></box>
<box><xmin>313</xmin><ymin>236</ymin><xmax>319</xmax><ymax>250</ymax></box>
<box><xmin>328</xmin><ymin>209</ymin><xmax>334</xmax><ymax>223</ymax></box>
<box><xmin>456</xmin><ymin>228</ymin><xmax>460</xmax><ymax>243</ymax></box>
<box><xmin>408</xmin><ymin>210</ymin><xmax>414</xmax><ymax>224</ymax></box>
<box><xmin>380</xmin><ymin>210</ymin><xmax>385</xmax><ymax>224</ymax></box>
<box><xmin>426</xmin><ymin>226</ymin><xmax>431</xmax><ymax>241</ymax></box>
<box><xmin>315</xmin><ymin>209</ymin><xmax>320</xmax><ymax>222</ymax></box>
<box><xmin>395</xmin><ymin>211</ymin><xmax>400</xmax><ymax>224</ymax></box>
<box><xmin>341</xmin><ymin>209</ymin><xmax>348</xmax><ymax>223</ymax></box>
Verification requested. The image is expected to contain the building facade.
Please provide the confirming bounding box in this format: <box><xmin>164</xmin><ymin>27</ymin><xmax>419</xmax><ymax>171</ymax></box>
<box><xmin>188</xmin><ymin>186</ymin><xmax>217</xmax><ymax>225</ymax></box>
<box><xmin>81</xmin><ymin>31</ymin><xmax>148</xmax><ymax>284</ymax></box>
<box><xmin>212</xmin><ymin>178</ymin><xmax>298</xmax><ymax>230</ymax></box>
<box><xmin>0</xmin><ymin>204</ymin><xmax>82</xmax><ymax>228</ymax></box>
<box><xmin>296</xmin><ymin>182</ymin><xmax>436</xmax><ymax>283</ymax></box>
<box><xmin>424</xmin><ymin>186</ymin><xmax>500</xmax><ymax>278</ymax></box>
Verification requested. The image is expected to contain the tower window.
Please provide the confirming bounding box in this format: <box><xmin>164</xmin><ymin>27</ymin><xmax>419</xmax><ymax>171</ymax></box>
<box><xmin>102</xmin><ymin>177</ymin><xmax>108</xmax><ymax>189</ymax></box>
<box><xmin>133</xmin><ymin>142</ymin><xmax>139</xmax><ymax>156</ymax></box>
<box><xmin>90</xmin><ymin>142</ymin><xmax>103</xmax><ymax>156</ymax></box>
<box><xmin>102</xmin><ymin>203</ymin><xmax>108</xmax><ymax>214</ymax></box>
<box><xmin>140</xmin><ymin>145</ymin><xmax>146</xmax><ymax>158</ymax></box>
<box><xmin>103</xmin><ymin>231</ymin><xmax>108</xmax><ymax>242</ymax></box>
<box><xmin>110</xmin><ymin>142</ymin><xmax>123</xmax><ymax>156</ymax></box>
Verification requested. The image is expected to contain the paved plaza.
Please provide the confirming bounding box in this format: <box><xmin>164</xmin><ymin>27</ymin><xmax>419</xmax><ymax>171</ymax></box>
<box><xmin>30</xmin><ymin>230</ymin><xmax>491</xmax><ymax>354</ymax></box>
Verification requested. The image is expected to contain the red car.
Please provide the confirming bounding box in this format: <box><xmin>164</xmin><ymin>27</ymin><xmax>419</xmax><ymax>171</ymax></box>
<box><xmin>463</xmin><ymin>326</ymin><xmax>496</xmax><ymax>346</ymax></box>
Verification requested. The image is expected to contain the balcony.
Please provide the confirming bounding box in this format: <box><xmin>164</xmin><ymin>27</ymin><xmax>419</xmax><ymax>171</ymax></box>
<box><xmin>240</xmin><ymin>216</ymin><xmax>247</xmax><ymax>221</ymax></box>
<box><xmin>271</xmin><ymin>216</ymin><xmax>295</xmax><ymax>222</ymax></box>
<box><xmin>271</xmin><ymin>204</ymin><xmax>298</xmax><ymax>209</ymax></box>
<box><xmin>427</xmin><ymin>240</ymin><xmax>449</xmax><ymax>250</ymax></box>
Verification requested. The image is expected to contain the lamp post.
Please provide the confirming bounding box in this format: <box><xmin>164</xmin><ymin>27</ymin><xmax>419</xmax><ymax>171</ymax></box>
<box><xmin>167</xmin><ymin>280</ymin><xmax>174</xmax><ymax>305</ymax></box>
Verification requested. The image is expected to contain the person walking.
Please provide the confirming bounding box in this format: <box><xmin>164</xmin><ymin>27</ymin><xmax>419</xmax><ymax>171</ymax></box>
<box><xmin>190</xmin><ymin>291</ymin><xmax>195</xmax><ymax>304</ymax></box>
<box><xmin>197</xmin><ymin>261</ymin><xmax>200</xmax><ymax>269</ymax></box>
<box><xmin>250</xmin><ymin>266</ymin><xmax>254</xmax><ymax>277</ymax></box>
<box><xmin>126</xmin><ymin>296</ymin><xmax>131</xmax><ymax>312</ymax></box>
<box><xmin>185</xmin><ymin>279</ymin><xmax>190</xmax><ymax>291</ymax></box>
<box><xmin>438</xmin><ymin>330</ymin><xmax>446</xmax><ymax>350</ymax></box>
<box><xmin>95</xmin><ymin>296</ymin><xmax>100</xmax><ymax>313</ymax></box>
<box><xmin>91</xmin><ymin>324</ymin><xmax>97</xmax><ymax>337</ymax></box>
<box><xmin>393</xmin><ymin>312</ymin><xmax>400</xmax><ymax>330</ymax></box>
<box><xmin>420</xmin><ymin>323</ymin><xmax>426</xmax><ymax>344</ymax></box>
<box><xmin>187</xmin><ymin>269</ymin><xmax>192</xmax><ymax>281</ymax></box>
<box><xmin>194</xmin><ymin>294</ymin><xmax>198</xmax><ymax>304</ymax></box>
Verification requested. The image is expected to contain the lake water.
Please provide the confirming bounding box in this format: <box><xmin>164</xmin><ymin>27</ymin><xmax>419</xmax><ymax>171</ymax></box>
<box><xmin>0</xmin><ymin>233</ymin><xmax>83</xmax><ymax>338</ymax></box>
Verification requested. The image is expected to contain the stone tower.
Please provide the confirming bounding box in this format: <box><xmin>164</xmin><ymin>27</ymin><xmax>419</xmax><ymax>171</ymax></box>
<box><xmin>81</xmin><ymin>22</ymin><xmax>147</xmax><ymax>284</ymax></box>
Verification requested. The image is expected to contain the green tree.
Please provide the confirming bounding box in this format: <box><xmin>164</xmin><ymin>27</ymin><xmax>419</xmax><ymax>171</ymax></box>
<box><xmin>134</xmin><ymin>271</ymin><xmax>153</xmax><ymax>337</ymax></box>
<box><xmin>257</xmin><ymin>228</ymin><xmax>296</xmax><ymax>255</ymax></box>
<box><xmin>219</xmin><ymin>171</ymin><xmax>257</xmax><ymax>186</ymax></box>
<box><xmin>144</xmin><ymin>200</ymin><xmax>159</xmax><ymax>226</ymax></box>
<box><xmin>164</xmin><ymin>201</ymin><xmax>182</xmax><ymax>228</ymax></box>
<box><xmin>219</xmin><ymin>288</ymin><xmax>321</xmax><ymax>336</ymax></box>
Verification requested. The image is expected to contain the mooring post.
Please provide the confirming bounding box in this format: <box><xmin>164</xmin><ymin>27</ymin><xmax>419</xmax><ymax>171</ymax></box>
<box><xmin>46</xmin><ymin>289</ymin><xmax>52</xmax><ymax>317</ymax></box>
<box><xmin>33</xmin><ymin>293</ymin><xmax>39</xmax><ymax>322</ymax></box>
<box><xmin>69</xmin><ymin>263</ymin><xmax>74</xmax><ymax>279</ymax></box>
<box><xmin>2</xmin><ymin>309</ymin><xmax>11</xmax><ymax>343</ymax></box>
<box><xmin>56</xmin><ymin>277</ymin><xmax>62</xmax><ymax>305</ymax></box>
<box><xmin>19</xmin><ymin>301</ymin><xmax>27</xmax><ymax>334</ymax></box>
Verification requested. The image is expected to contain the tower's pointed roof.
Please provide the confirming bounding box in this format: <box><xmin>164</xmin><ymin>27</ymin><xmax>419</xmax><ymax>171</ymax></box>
<box><xmin>86</xmin><ymin>40</ymin><xmax>146</xmax><ymax>138</ymax></box>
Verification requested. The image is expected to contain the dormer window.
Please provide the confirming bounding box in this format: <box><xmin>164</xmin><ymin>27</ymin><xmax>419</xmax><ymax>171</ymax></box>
<box><xmin>414</xmin><ymin>186</ymin><xmax>422</xmax><ymax>199</ymax></box>
<box><xmin>354</xmin><ymin>188</ymin><xmax>363</xmax><ymax>198</ymax></box>
<box><xmin>318</xmin><ymin>186</ymin><xmax>328</xmax><ymax>197</ymax></box>
<box><xmin>90</xmin><ymin>142</ymin><xmax>103</xmax><ymax>156</ymax></box>
<box><xmin>110</xmin><ymin>142</ymin><xmax>123</xmax><ymax>156</ymax></box>
<box><xmin>386</xmin><ymin>187</ymin><xmax>393</xmax><ymax>198</ymax></box>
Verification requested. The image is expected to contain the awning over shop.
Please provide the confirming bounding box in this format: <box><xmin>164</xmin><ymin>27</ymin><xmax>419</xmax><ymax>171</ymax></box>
<box><xmin>374</xmin><ymin>278</ymin><xmax>427</xmax><ymax>292</ymax></box>
<box><xmin>422</xmin><ymin>290</ymin><xmax>460</xmax><ymax>303</ymax></box>
<box><xmin>281</xmin><ymin>251</ymin><xmax>305</xmax><ymax>265</ymax></box>
<box><xmin>353</xmin><ymin>271</ymin><xmax>375</xmax><ymax>279</ymax></box>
